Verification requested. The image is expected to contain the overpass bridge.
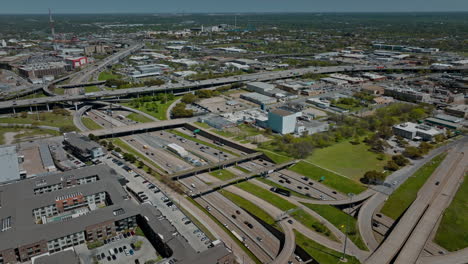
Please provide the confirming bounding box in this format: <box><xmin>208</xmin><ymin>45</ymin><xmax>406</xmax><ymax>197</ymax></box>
<box><xmin>190</xmin><ymin>160</ymin><xmax>297</xmax><ymax>197</ymax></box>
<box><xmin>56</xmin><ymin>81</ymin><xmax>106</xmax><ymax>89</ymax></box>
<box><xmin>170</xmin><ymin>152</ymin><xmax>265</xmax><ymax>181</ymax></box>
<box><xmin>2</xmin><ymin>65</ymin><xmax>465</xmax><ymax>112</ymax></box>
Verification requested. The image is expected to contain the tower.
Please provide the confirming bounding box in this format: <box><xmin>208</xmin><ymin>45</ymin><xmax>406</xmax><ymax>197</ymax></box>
<box><xmin>49</xmin><ymin>9</ymin><xmax>58</xmax><ymax>51</ymax></box>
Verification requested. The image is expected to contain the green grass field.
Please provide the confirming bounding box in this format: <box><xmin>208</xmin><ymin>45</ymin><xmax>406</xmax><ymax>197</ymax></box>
<box><xmin>290</xmin><ymin>161</ymin><xmax>366</xmax><ymax>194</ymax></box>
<box><xmin>98</xmin><ymin>71</ymin><xmax>121</xmax><ymax>81</ymax></box>
<box><xmin>306</xmin><ymin>140</ymin><xmax>389</xmax><ymax>180</ymax></box>
<box><xmin>219</xmin><ymin>190</ymin><xmax>280</xmax><ymax>229</ymax></box>
<box><xmin>290</xmin><ymin>209</ymin><xmax>338</xmax><ymax>241</ymax></box>
<box><xmin>295</xmin><ymin>231</ymin><xmax>360</xmax><ymax>264</ymax></box>
<box><xmin>126</xmin><ymin>113</ymin><xmax>154</xmax><ymax>123</ymax></box>
<box><xmin>257</xmin><ymin>148</ymin><xmax>294</xmax><ymax>164</ymax></box>
<box><xmin>381</xmin><ymin>154</ymin><xmax>447</xmax><ymax>220</ymax></box>
<box><xmin>84</xmin><ymin>85</ymin><xmax>100</xmax><ymax>93</ymax></box>
<box><xmin>434</xmin><ymin>173</ymin><xmax>468</xmax><ymax>251</ymax></box>
<box><xmin>0</xmin><ymin>112</ymin><xmax>77</xmax><ymax>130</ymax></box>
<box><xmin>302</xmin><ymin>203</ymin><xmax>368</xmax><ymax>250</ymax></box>
<box><xmin>123</xmin><ymin>96</ymin><xmax>179</xmax><ymax>120</ymax></box>
<box><xmin>82</xmin><ymin>117</ymin><xmax>103</xmax><ymax>130</ymax></box>
<box><xmin>209</xmin><ymin>169</ymin><xmax>238</xmax><ymax>181</ymax></box>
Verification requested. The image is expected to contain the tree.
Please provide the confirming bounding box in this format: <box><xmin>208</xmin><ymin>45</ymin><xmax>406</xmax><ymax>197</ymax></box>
<box><xmin>20</xmin><ymin>112</ymin><xmax>28</xmax><ymax>118</ymax></box>
<box><xmin>361</xmin><ymin>170</ymin><xmax>386</xmax><ymax>184</ymax></box>
<box><xmin>290</xmin><ymin>141</ymin><xmax>314</xmax><ymax>159</ymax></box>
<box><xmin>138</xmin><ymin>160</ymin><xmax>145</xmax><ymax>168</ymax></box>
<box><xmin>419</xmin><ymin>142</ymin><xmax>433</xmax><ymax>155</ymax></box>
<box><xmin>385</xmin><ymin>160</ymin><xmax>400</xmax><ymax>171</ymax></box>
<box><xmin>107</xmin><ymin>142</ymin><xmax>115</xmax><ymax>151</ymax></box>
<box><xmin>403</xmin><ymin>146</ymin><xmax>421</xmax><ymax>159</ymax></box>
<box><xmin>114</xmin><ymin>147</ymin><xmax>122</xmax><ymax>153</ymax></box>
<box><xmin>392</xmin><ymin>154</ymin><xmax>409</xmax><ymax>166</ymax></box>
<box><xmin>181</xmin><ymin>93</ymin><xmax>198</xmax><ymax>104</ymax></box>
<box><xmin>88</xmin><ymin>133</ymin><xmax>97</xmax><ymax>141</ymax></box>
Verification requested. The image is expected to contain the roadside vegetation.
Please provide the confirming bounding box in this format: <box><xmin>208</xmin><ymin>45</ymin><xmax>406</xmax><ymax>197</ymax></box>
<box><xmin>302</xmin><ymin>203</ymin><xmax>368</xmax><ymax>250</ymax></box>
<box><xmin>0</xmin><ymin>108</ymin><xmax>77</xmax><ymax>132</ymax></box>
<box><xmin>126</xmin><ymin>113</ymin><xmax>154</xmax><ymax>123</ymax></box>
<box><xmin>124</xmin><ymin>94</ymin><xmax>178</xmax><ymax>120</ymax></box>
<box><xmin>380</xmin><ymin>153</ymin><xmax>447</xmax><ymax>220</ymax></box>
<box><xmin>82</xmin><ymin>117</ymin><xmax>103</xmax><ymax>130</ymax></box>
<box><xmin>209</xmin><ymin>169</ymin><xmax>238</xmax><ymax>181</ymax></box>
<box><xmin>434</xmin><ymin>173</ymin><xmax>468</xmax><ymax>251</ymax></box>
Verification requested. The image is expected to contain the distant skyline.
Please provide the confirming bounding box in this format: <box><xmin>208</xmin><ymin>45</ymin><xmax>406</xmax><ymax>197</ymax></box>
<box><xmin>1</xmin><ymin>0</ymin><xmax>468</xmax><ymax>14</ymax></box>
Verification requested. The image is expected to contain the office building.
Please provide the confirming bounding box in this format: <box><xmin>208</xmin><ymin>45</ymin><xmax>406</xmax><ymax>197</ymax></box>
<box><xmin>63</xmin><ymin>133</ymin><xmax>105</xmax><ymax>161</ymax></box>
<box><xmin>18</xmin><ymin>62</ymin><xmax>70</xmax><ymax>79</ymax></box>
<box><xmin>393</xmin><ymin>122</ymin><xmax>442</xmax><ymax>141</ymax></box>
<box><xmin>445</xmin><ymin>105</ymin><xmax>468</xmax><ymax>118</ymax></box>
<box><xmin>383</xmin><ymin>87</ymin><xmax>431</xmax><ymax>103</ymax></box>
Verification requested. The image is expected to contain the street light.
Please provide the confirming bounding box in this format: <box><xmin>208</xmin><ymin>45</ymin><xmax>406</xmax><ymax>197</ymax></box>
<box><xmin>342</xmin><ymin>193</ymin><xmax>354</xmax><ymax>262</ymax></box>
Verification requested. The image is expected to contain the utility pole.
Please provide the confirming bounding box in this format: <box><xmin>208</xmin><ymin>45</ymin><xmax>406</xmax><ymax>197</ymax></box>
<box><xmin>342</xmin><ymin>193</ymin><xmax>354</xmax><ymax>261</ymax></box>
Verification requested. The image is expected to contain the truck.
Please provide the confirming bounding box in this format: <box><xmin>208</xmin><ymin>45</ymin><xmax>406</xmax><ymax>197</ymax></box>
<box><xmin>112</xmin><ymin>151</ymin><xmax>124</xmax><ymax>159</ymax></box>
<box><xmin>231</xmin><ymin>230</ymin><xmax>245</xmax><ymax>242</ymax></box>
<box><xmin>270</xmin><ymin>187</ymin><xmax>291</xmax><ymax>197</ymax></box>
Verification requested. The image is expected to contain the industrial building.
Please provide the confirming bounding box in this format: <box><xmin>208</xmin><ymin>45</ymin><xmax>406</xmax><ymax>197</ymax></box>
<box><xmin>18</xmin><ymin>62</ymin><xmax>70</xmax><ymax>79</ymax></box>
<box><xmin>246</xmin><ymin>82</ymin><xmax>297</xmax><ymax>99</ymax></box>
<box><xmin>65</xmin><ymin>57</ymin><xmax>88</xmax><ymax>68</ymax></box>
<box><xmin>295</xmin><ymin>120</ymin><xmax>329</xmax><ymax>136</ymax></box>
<box><xmin>383</xmin><ymin>87</ymin><xmax>431</xmax><ymax>103</ymax></box>
<box><xmin>267</xmin><ymin>108</ymin><xmax>300</xmax><ymax>134</ymax></box>
<box><xmin>63</xmin><ymin>133</ymin><xmax>105</xmax><ymax>161</ymax></box>
<box><xmin>240</xmin><ymin>92</ymin><xmax>277</xmax><ymax>105</ymax></box>
<box><xmin>0</xmin><ymin>146</ymin><xmax>25</xmax><ymax>184</ymax></box>
<box><xmin>445</xmin><ymin>105</ymin><xmax>468</xmax><ymax>118</ymax></box>
<box><xmin>392</xmin><ymin>122</ymin><xmax>442</xmax><ymax>141</ymax></box>
<box><xmin>198</xmin><ymin>116</ymin><xmax>236</xmax><ymax>130</ymax></box>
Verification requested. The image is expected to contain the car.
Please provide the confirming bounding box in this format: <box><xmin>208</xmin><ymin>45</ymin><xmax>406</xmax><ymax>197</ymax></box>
<box><xmin>435</xmin><ymin>181</ymin><xmax>440</xmax><ymax>186</ymax></box>
<box><xmin>143</xmin><ymin>180</ymin><xmax>148</xmax><ymax>184</ymax></box>
<box><xmin>119</xmin><ymin>247</ymin><xmax>123</xmax><ymax>253</ymax></box>
<box><xmin>287</xmin><ymin>219</ymin><xmax>294</xmax><ymax>224</ymax></box>
<box><xmin>185</xmin><ymin>221</ymin><xmax>192</xmax><ymax>225</ymax></box>
<box><xmin>130</xmin><ymin>243</ymin><xmax>135</xmax><ymax>249</ymax></box>
<box><xmin>107</xmin><ymin>256</ymin><xmax>111</xmax><ymax>261</ymax></box>
<box><xmin>97</xmin><ymin>255</ymin><xmax>102</xmax><ymax>260</ymax></box>
<box><xmin>149</xmin><ymin>185</ymin><xmax>156</xmax><ymax>189</ymax></box>
<box><xmin>104</xmin><ymin>239</ymin><xmax>108</xmax><ymax>244</ymax></box>
<box><xmin>279</xmin><ymin>180</ymin><xmax>284</xmax><ymax>183</ymax></box>
<box><xmin>297</xmin><ymin>186</ymin><xmax>303</xmax><ymax>189</ymax></box>
<box><xmin>123</xmin><ymin>233</ymin><xmax>128</xmax><ymax>238</ymax></box>
<box><xmin>134</xmin><ymin>259</ymin><xmax>140</xmax><ymax>264</ymax></box>
<box><xmin>137</xmin><ymin>191</ymin><xmax>144</xmax><ymax>195</ymax></box>
<box><xmin>112</xmin><ymin>255</ymin><xmax>116</xmax><ymax>260</ymax></box>
<box><xmin>206</xmin><ymin>206</ymin><xmax>211</xmax><ymax>211</ymax></box>
<box><xmin>182</xmin><ymin>217</ymin><xmax>189</xmax><ymax>221</ymax></box>
<box><xmin>101</xmin><ymin>253</ymin><xmax>106</xmax><ymax>259</ymax></box>
<box><xmin>153</xmin><ymin>189</ymin><xmax>160</xmax><ymax>193</ymax></box>
<box><xmin>308</xmin><ymin>182</ymin><xmax>314</xmax><ymax>186</ymax></box>
<box><xmin>256</xmin><ymin>237</ymin><xmax>263</xmax><ymax>242</ymax></box>
<box><xmin>130</xmin><ymin>231</ymin><xmax>135</xmax><ymax>236</ymax></box>
<box><xmin>201</xmin><ymin>237</ymin><xmax>207</xmax><ymax>241</ymax></box>
<box><xmin>235</xmin><ymin>210</ymin><xmax>241</xmax><ymax>214</ymax></box>
<box><xmin>232</xmin><ymin>214</ymin><xmax>237</xmax><ymax>219</ymax></box>
<box><xmin>166</xmin><ymin>202</ymin><xmax>174</xmax><ymax>206</ymax></box>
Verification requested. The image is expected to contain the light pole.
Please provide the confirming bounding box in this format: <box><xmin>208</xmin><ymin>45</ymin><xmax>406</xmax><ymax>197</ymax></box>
<box><xmin>342</xmin><ymin>193</ymin><xmax>354</xmax><ymax>261</ymax></box>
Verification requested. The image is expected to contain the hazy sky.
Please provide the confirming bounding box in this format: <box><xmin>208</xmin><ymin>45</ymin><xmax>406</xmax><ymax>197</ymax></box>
<box><xmin>1</xmin><ymin>0</ymin><xmax>468</xmax><ymax>13</ymax></box>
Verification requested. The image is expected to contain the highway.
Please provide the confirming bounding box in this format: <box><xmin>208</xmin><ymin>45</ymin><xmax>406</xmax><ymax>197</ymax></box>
<box><xmin>364</xmin><ymin>138</ymin><xmax>468</xmax><ymax>264</ymax></box>
<box><xmin>3</xmin><ymin>64</ymin><xmax>465</xmax><ymax>110</ymax></box>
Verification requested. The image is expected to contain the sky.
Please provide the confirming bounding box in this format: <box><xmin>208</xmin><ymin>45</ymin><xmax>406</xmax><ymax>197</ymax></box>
<box><xmin>1</xmin><ymin>0</ymin><xmax>468</xmax><ymax>14</ymax></box>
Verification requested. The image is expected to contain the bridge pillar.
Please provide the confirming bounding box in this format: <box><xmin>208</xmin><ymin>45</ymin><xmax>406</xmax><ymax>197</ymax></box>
<box><xmin>29</xmin><ymin>106</ymin><xmax>33</xmax><ymax>113</ymax></box>
<box><xmin>12</xmin><ymin>108</ymin><xmax>15</xmax><ymax>114</ymax></box>
<box><xmin>74</xmin><ymin>103</ymin><xmax>78</xmax><ymax>111</ymax></box>
<box><xmin>46</xmin><ymin>104</ymin><xmax>50</xmax><ymax>112</ymax></box>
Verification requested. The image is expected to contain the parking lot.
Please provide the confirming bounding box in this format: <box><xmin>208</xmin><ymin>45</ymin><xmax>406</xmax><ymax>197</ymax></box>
<box><xmin>75</xmin><ymin>235</ymin><xmax>158</xmax><ymax>264</ymax></box>
<box><xmin>103</xmin><ymin>158</ymin><xmax>210</xmax><ymax>253</ymax></box>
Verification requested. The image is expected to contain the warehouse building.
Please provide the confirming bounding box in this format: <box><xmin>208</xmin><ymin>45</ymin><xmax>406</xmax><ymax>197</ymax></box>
<box><xmin>18</xmin><ymin>62</ymin><xmax>70</xmax><ymax>79</ymax></box>
<box><xmin>0</xmin><ymin>146</ymin><xmax>25</xmax><ymax>184</ymax></box>
<box><xmin>240</xmin><ymin>92</ymin><xmax>277</xmax><ymax>105</ymax></box>
<box><xmin>383</xmin><ymin>87</ymin><xmax>431</xmax><ymax>103</ymax></box>
<box><xmin>268</xmin><ymin>108</ymin><xmax>300</xmax><ymax>134</ymax></box>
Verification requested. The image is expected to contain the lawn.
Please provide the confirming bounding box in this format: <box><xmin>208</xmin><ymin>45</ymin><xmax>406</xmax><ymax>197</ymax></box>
<box><xmin>209</xmin><ymin>169</ymin><xmax>238</xmax><ymax>181</ymax></box>
<box><xmin>236</xmin><ymin>181</ymin><xmax>296</xmax><ymax>211</ymax></box>
<box><xmin>123</xmin><ymin>96</ymin><xmax>179</xmax><ymax>120</ymax></box>
<box><xmin>290</xmin><ymin>161</ymin><xmax>366</xmax><ymax>195</ymax></box>
<box><xmin>82</xmin><ymin>117</ymin><xmax>103</xmax><ymax>130</ymax></box>
<box><xmin>17</xmin><ymin>91</ymin><xmax>47</xmax><ymax>100</ymax></box>
<box><xmin>126</xmin><ymin>113</ymin><xmax>154</xmax><ymax>123</ymax></box>
<box><xmin>84</xmin><ymin>85</ymin><xmax>100</xmax><ymax>93</ymax></box>
<box><xmin>257</xmin><ymin>148</ymin><xmax>294</xmax><ymax>164</ymax></box>
<box><xmin>219</xmin><ymin>190</ymin><xmax>279</xmax><ymax>229</ymax></box>
<box><xmin>380</xmin><ymin>154</ymin><xmax>447</xmax><ymax>220</ymax></box>
<box><xmin>306</xmin><ymin>140</ymin><xmax>389</xmax><ymax>181</ymax></box>
<box><xmin>0</xmin><ymin>111</ymin><xmax>77</xmax><ymax>130</ymax></box>
<box><xmin>234</xmin><ymin>165</ymin><xmax>251</xmax><ymax>173</ymax></box>
<box><xmin>295</xmin><ymin>231</ymin><xmax>361</xmax><ymax>264</ymax></box>
<box><xmin>290</xmin><ymin>209</ymin><xmax>338</xmax><ymax>241</ymax></box>
<box><xmin>302</xmin><ymin>203</ymin><xmax>368</xmax><ymax>250</ymax></box>
<box><xmin>98</xmin><ymin>71</ymin><xmax>121</xmax><ymax>81</ymax></box>
<box><xmin>434</xmin><ymin>173</ymin><xmax>468</xmax><ymax>251</ymax></box>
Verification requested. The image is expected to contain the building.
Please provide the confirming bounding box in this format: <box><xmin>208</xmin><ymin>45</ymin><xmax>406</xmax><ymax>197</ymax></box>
<box><xmin>0</xmin><ymin>146</ymin><xmax>25</xmax><ymax>184</ymax></box>
<box><xmin>18</xmin><ymin>62</ymin><xmax>70</xmax><ymax>79</ymax></box>
<box><xmin>320</xmin><ymin>77</ymin><xmax>348</xmax><ymax>85</ymax></box>
<box><xmin>329</xmin><ymin>73</ymin><xmax>366</xmax><ymax>83</ymax></box>
<box><xmin>0</xmin><ymin>165</ymin><xmax>138</xmax><ymax>263</ymax></box>
<box><xmin>307</xmin><ymin>98</ymin><xmax>330</xmax><ymax>108</ymax></box>
<box><xmin>84</xmin><ymin>45</ymin><xmax>108</xmax><ymax>56</ymax></box>
<box><xmin>361</xmin><ymin>72</ymin><xmax>387</xmax><ymax>81</ymax></box>
<box><xmin>65</xmin><ymin>57</ymin><xmax>87</xmax><ymax>68</ymax></box>
<box><xmin>198</xmin><ymin>116</ymin><xmax>236</xmax><ymax>130</ymax></box>
<box><xmin>445</xmin><ymin>105</ymin><xmax>468</xmax><ymax>118</ymax></box>
<box><xmin>63</xmin><ymin>133</ymin><xmax>105</xmax><ymax>161</ymax></box>
<box><xmin>268</xmin><ymin>109</ymin><xmax>299</xmax><ymax>134</ymax></box>
<box><xmin>372</xmin><ymin>96</ymin><xmax>394</xmax><ymax>105</ymax></box>
<box><xmin>240</xmin><ymin>92</ymin><xmax>276</xmax><ymax>105</ymax></box>
<box><xmin>392</xmin><ymin>122</ymin><xmax>442</xmax><ymax>141</ymax></box>
<box><xmin>246</xmin><ymin>82</ymin><xmax>276</xmax><ymax>94</ymax></box>
<box><xmin>383</xmin><ymin>87</ymin><xmax>431</xmax><ymax>103</ymax></box>
<box><xmin>295</xmin><ymin>120</ymin><xmax>329</xmax><ymax>136</ymax></box>
<box><xmin>362</xmin><ymin>85</ymin><xmax>385</xmax><ymax>95</ymax></box>
<box><xmin>425</xmin><ymin>117</ymin><xmax>461</xmax><ymax>130</ymax></box>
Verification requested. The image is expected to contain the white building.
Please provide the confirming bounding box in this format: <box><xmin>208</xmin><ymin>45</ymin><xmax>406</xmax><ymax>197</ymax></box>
<box><xmin>268</xmin><ymin>109</ymin><xmax>299</xmax><ymax>134</ymax></box>
<box><xmin>393</xmin><ymin>122</ymin><xmax>442</xmax><ymax>141</ymax></box>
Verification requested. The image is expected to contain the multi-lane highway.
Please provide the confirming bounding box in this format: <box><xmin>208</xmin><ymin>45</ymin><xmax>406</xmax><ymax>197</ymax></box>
<box><xmin>364</xmin><ymin>138</ymin><xmax>468</xmax><ymax>264</ymax></box>
<box><xmin>3</xmin><ymin>64</ymin><xmax>466</xmax><ymax>111</ymax></box>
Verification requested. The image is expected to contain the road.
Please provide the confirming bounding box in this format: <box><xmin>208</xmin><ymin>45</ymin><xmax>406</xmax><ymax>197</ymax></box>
<box><xmin>364</xmin><ymin>138</ymin><xmax>468</xmax><ymax>264</ymax></box>
<box><xmin>394</xmin><ymin>142</ymin><xmax>467</xmax><ymax>264</ymax></box>
<box><xmin>4</xmin><ymin>64</ymin><xmax>465</xmax><ymax>110</ymax></box>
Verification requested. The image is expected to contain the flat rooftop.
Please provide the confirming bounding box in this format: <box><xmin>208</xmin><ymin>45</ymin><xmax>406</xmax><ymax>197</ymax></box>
<box><xmin>0</xmin><ymin>145</ymin><xmax>20</xmax><ymax>183</ymax></box>
<box><xmin>0</xmin><ymin>165</ymin><xmax>137</xmax><ymax>251</ymax></box>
